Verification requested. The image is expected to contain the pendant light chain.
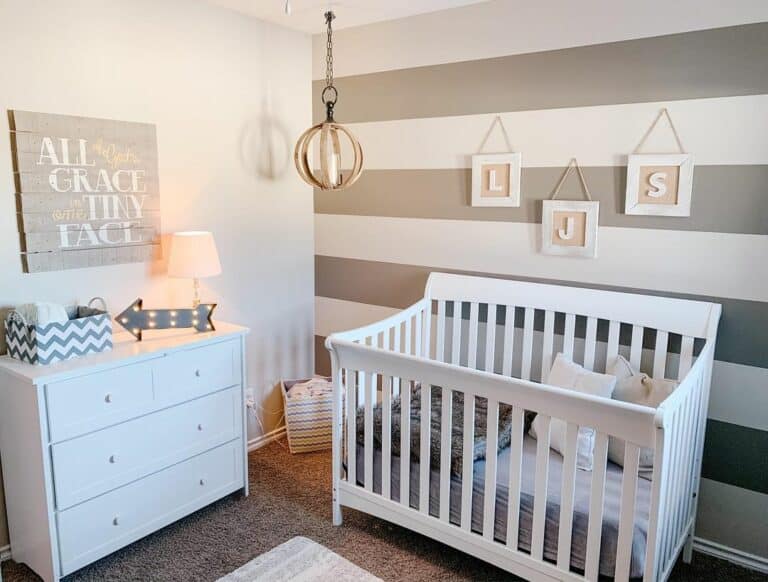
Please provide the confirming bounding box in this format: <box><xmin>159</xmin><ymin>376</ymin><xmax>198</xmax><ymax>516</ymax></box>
<box><xmin>325</xmin><ymin>11</ymin><xmax>334</xmax><ymax>90</ymax></box>
<box><xmin>321</xmin><ymin>11</ymin><xmax>338</xmax><ymax>121</ymax></box>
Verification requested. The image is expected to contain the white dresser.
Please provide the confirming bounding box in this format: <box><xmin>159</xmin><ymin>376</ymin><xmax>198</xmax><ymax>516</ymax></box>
<box><xmin>0</xmin><ymin>322</ymin><xmax>249</xmax><ymax>582</ymax></box>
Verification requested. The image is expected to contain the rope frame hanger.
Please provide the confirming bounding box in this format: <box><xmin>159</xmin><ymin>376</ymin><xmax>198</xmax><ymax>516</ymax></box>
<box><xmin>550</xmin><ymin>158</ymin><xmax>593</xmax><ymax>202</ymax></box>
<box><xmin>633</xmin><ymin>107</ymin><xmax>686</xmax><ymax>154</ymax></box>
<box><xmin>477</xmin><ymin>114</ymin><xmax>514</xmax><ymax>154</ymax></box>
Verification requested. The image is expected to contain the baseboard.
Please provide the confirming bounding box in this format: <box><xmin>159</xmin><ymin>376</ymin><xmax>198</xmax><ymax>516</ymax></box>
<box><xmin>693</xmin><ymin>537</ymin><xmax>768</xmax><ymax>574</ymax></box>
<box><xmin>0</xmin><ymin>543</ymin><xmax>10</xmax><ymax>562</ymax></box>
<box><xmin>247</xmin><ymin>426</ymin><xmax>286</xmax><ymax>451</ymax></box>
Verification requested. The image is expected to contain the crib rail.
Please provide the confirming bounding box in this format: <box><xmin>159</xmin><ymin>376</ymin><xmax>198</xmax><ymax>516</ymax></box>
<box><xmin>648</xmin><ymin>341</ymin><xmax>715</xmax><ymax>581</ymax></box>
<box><xmin>327</xmin><ymin>273</ymin><xmax>720</xmax><ymax>582</ymax></box>
<box><xmin>329</xmin><ymin>339</ymin><xmax>664</xmax><ymax>581</ymax></box>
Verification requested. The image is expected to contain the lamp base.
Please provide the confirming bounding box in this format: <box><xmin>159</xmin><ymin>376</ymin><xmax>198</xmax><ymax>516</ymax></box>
<box><xmin>192</xmin><ymin>277</ymin><xmax>201</xmax><ymax>308</ymax></box>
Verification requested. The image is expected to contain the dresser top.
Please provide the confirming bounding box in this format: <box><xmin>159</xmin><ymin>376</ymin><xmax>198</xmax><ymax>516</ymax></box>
<box><xmin>0</xmin><ymin>321</ymin><xmax>248</xmax><ymax>385</ymax></box>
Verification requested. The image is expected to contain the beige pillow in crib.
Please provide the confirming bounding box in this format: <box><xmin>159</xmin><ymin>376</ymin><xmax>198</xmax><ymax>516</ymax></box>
<box><xmin>530</xmin><ymin>353</ymin><xmax>617</xmax><ymax>471</ymax></box>
<box><xmin>606</xmin><ymin>355</ymin><xmax>678</xmax><ymax>473</ymax></box>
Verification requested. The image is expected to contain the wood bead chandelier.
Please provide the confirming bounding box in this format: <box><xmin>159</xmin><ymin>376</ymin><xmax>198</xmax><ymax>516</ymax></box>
<box><xmin>294</xmin><ymin>11</ymin><xmax>363</xmax><ymax>191</ymax></box>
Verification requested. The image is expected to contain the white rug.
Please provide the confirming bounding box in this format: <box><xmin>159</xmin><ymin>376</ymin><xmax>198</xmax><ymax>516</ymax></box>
<box><xmin>216</xmin><ymin>536</ymin><xmax>382</xmax><ymax>582</ymax></box>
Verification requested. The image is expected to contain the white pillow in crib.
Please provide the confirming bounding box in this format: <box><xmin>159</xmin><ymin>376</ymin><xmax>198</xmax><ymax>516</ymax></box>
<box><xmin>530</xmin><ymin>353</ymin><xmax>617</xmax><ymax>471</ymax></box>
<box><xmin>606</xmin><ymin>355</ymin><xmax>678</xmax><ymax>472</ymax></box>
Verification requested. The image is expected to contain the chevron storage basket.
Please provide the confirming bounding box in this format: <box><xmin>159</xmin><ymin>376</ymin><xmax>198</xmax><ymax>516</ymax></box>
<box><xmin>5</xmin><ymin>304</ymin><xmax>113</xmax><ymax>366</ymax></box>
<box><xmin>281</xmin><ymin>377</ymin><xmax>333</xmax><ymax>453</ymax></box>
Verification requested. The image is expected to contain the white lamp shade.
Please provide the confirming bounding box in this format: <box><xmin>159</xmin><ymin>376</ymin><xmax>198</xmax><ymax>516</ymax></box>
<box><xmin>167</xmin><ymin>231</ymin><xmax>222</xmax><ymax>279</ymax></box>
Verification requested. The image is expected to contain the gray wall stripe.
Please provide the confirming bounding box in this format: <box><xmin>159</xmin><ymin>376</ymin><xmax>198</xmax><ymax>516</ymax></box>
<box><xmin>313</xmin><ymin>23</ymin><xmax>768</xmax><ymax>123</ymax></box>
<box><xmin>315</xmin><ymin>166</ymin><xmax>768</xmax><ymax>235</ymax></box>
<box><xmin>702</xmin><ymin>420</ymin><xmax>768</xmax><ymax>494</ymax></box>
<box><xmin>314</xmin><ymin>335</ymin><xmax>768</xmax><ymax>496</ymax></box>
<box><xmin>696</xmin><ymin>478</ymin><xmax>768</xmax><ymax>559</ymax></box>
<box><xmin>316</xmin><ymin>334</ymin><xmax>331</xmax><ymax>377</ymax></box>
<box><xmin>315</xmin><ymin>255</ymin><xmax>768</xmax><ymax>369</ymax></box>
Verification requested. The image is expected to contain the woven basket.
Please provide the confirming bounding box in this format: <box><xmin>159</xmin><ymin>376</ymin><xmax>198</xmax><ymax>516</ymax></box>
<box><xmin>281</xmin><ymin>377</ymin><xmax>333</xmax><ymax>453</ymax></box>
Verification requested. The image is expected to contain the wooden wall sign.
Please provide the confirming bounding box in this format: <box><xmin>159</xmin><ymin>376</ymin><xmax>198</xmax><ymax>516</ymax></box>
<box><xmin>9</xmin><ymin>110</ymin><xmax>161</xmax><ymax>272</ymax></box>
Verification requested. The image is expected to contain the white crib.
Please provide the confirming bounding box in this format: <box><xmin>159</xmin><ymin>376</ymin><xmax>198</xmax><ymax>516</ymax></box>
<box><xmin>325</xmin><ymin>273</ymin><xmax>720</xmax><ymax>582</ymax></box>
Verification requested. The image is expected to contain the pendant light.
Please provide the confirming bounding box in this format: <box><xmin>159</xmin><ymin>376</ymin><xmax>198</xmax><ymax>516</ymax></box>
<box><xmin>294</xmin><ymin>11</ymin><xmax>363</xmax><ymax>190</ymax></box>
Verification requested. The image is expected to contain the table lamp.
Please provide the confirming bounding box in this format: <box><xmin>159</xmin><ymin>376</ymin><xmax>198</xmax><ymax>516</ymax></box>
<box><xmin>167</xmin><ymin>231</ymin><xmax>222</xmax><ymax>307</ymax></box>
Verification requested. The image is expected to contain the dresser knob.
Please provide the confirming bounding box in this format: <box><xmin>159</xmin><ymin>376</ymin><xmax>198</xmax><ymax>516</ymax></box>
<box><xmin>195</xmin><ymin>369</ymin><xmax>201</xmax><ymax>377</ymax></box>
<box><xmin>104</xmin><ymin>393</ymin><xmax>113</xmax><ymax>403</ymax></box>
<box><xmin>199</xmin><ymin>478</ymin><xmax>205</xmax><ymax>486</ymax></box>
<box><xmin>112</xmin><ymin>516</ymin><xmax>120</xmax><ymax>526</ymax></box>
<box><xmin>197</xmin><ymin>423</ymin><xmax>204</xmax><ymax>431</ymax></box>
<box><xmin>109</xmin><ymin>455</ymin><xmax>117</xmax><ymax>464</ymax></box>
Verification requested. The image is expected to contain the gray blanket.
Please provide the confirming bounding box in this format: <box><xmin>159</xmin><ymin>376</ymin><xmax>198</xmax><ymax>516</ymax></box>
<box><xmin>356</xmin><ymin>384</ymin><xmax>515</xmax><ymax>475</ymax></box>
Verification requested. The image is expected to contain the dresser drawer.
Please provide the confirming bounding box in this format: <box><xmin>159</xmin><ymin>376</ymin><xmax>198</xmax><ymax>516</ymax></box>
<box><xmin>57</xmin><ymin>438</ymin><xmax>243</xmax><ymax>576</ymax></box>
<box><xmin>155</xmin><ymin>339</ymin><xmax>239</xmax><ymax>401</ymax></box>
<box><xmin>51</xmin><ymin>387</ymin><xmax>241</xmax><ymax>509</ymax></box>
<box><xmin>46</xmin><ymin>361</ymin><xmax>156</xmax><ymax>442</ymax></box>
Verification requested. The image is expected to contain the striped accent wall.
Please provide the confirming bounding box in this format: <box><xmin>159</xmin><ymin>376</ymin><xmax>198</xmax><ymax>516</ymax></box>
<box><xmin>312</xmin><ymin>10</ymin><xmax>768</xmax><ymax>566</ymax></box>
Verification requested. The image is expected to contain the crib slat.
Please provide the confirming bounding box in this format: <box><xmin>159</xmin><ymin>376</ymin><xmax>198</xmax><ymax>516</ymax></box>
<box><xmin>484</xmin><ymin>303</ymin><xmax>497</xmax><ymax>372</ymax></box>
<box><xmin>678</xmin><ymin>335</ymin><xmax>695</xmax><ymax>380</ymax></box>
<box><xmin>673</xmin><ymin>391</ymin><xmax>696</xmax><ymax>547</ymax></box>
<box><xmin>370</xmin><ymin>335</ymin><xmax>381</xmax><ymax>404</ymax></box>
<box><xmin>363</xmin><ymin>372</ymin><xmax>374</xmax><ymax>492</ymax></box>
<box><xmin>584</xmin><ymin>316</ymin><xmax>598</xmax><ymax>371</ymax></box>
<box><xmin>468</xmin><ymin>302</ymin><xmax>479</xmax><ymax>369</ymax></box>
<box><xmin>347</xmin><ymin>371</ymin><xmax>357</xmax><ymax>486</ymax></box>
<box><xmin>615</xmin><ymin>443</ymin><xmax>641</xmax><ymax>581</ymax></box>
<box><xmin>563</xmin><ymin>313</ymin><xmax>576</xmax><ymax>358</ymax></box>
<box><xmin>404</xmin><ymin>315</ymin><xmax>413</xmax><ymax>356</ymax></box>
<box><xmin>414</xmin><ymin>310</ymin><xmax>423</xmax><ymax>359</ymax></box>
<box><xmin>585</xmin><ymin>432</ymin><xmax>609</xmax><ymax>581</ymax></box>
<box><xmin>630</xmin><ymin>325</ymin><xmax>644</xmax><ymax>371</ymax></box>
<box><xmin>531</xmin><ymin>414</ymin><xmax>551</xmax><ymax>560</ymax></box>
<box><xmin>461</xmin><ymin>393</ymin><xmax>475</xmax><ymax>531</ymax></box>
<box><xmin>673</xmin><ymin>393</ymin><xmax>694</xmax><ymax>541</ymax></box>
<box><xmin>400</xmin><ymin>381</ymin><xmax>411</xmax><ymax>507</ymax></box>
<box><xmin>557</xmin><ymin>422</ymin><xmax>579</xmax><ymax>571</ymax></box>
<box><xmin>521</xmin><ymin>307</ymin><xmax>535</xmax><ymax>381</ymax></box>
<box><xmin>660</xmin><ymin>406</ymin><xmax>683</xmax><ymax>565</ymax></box>
<box><xmin>506</xmin><ymin>407</ymin><xmax>524</xmax><ymax>550</ymax></box>
<box><xmin>418</xmin><ymin>383</ymin><xmax>431</xmax><ymax>514</ymax></box>
<box><xmin>436</xmin><ymin>301</ymin><xmax>446</xmax><ymax>362</ymax></box>
<box><xmin>439</xmin><ymin>387</ymin><xmax>453</xmax><ymax>522</ymax></box>
<box><xmin>607</xmin><ymin>320</ymin><xmax>620</xmax><ymax>367</ymax></box>
<box><xmin>382</xmin><ymin>375</ymin><xmax>392</xmax><ymax>500</ymax></box>
<box><xmin>392</xmin><ymin>324</ymin><xmax>402</xmax><ymax>396</ymax></box>
<box><xmin>423</xmin><ymin>303</ymin><xmax>432</xmax><ymax>359</ymax></box>
<box><xmin>653</xmin><ymin>330</ymin><xmax>669</xmax><ymax>379</ymax></box>
<box><xmin>483</xmin><ymin>399</ymin><xmax>499</xmax><ymax>541</ymax></box>
<box><xmin>541</xmin><ymin>310</ymin><xmax>555</xmax><ymax>382</ymax></box>
<box><xmin>502</xmin><ymin>306</ymin><xmax>515</xmax><ymax>377</ymax></box>
<box><xmin>451</xmin><ymin>301</ymin><xmax>462</xmax><ymax>365</ymax></box>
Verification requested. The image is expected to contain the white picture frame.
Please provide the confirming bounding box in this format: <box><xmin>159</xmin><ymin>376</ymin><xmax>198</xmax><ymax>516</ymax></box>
<box><xmin>541</xmin><ymin>200</ymin><xmax>599</xmax><ymax>258</ymax></box>
<box><xmin>625</xmin><ymin>153</ymin><xmax>694</xmax><ymax>216</ymax></box>
<box><xmin>471</xmin><ymin>152</ymin><xmax>522</xmax><ymax>207</ymax></box>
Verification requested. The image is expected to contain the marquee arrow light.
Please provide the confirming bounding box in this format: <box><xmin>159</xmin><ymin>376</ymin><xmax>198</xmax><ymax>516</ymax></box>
<box><xmin>116</xmin><ymin>298</ymin><xmax>217</xmax><ymax>341</ymax></box>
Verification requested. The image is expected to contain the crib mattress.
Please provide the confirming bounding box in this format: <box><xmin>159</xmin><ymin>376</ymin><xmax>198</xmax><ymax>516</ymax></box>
<box><xmin>354</xmin><ymin>435</ymin><xmax>651</xmax><ymax>578</ymax></box>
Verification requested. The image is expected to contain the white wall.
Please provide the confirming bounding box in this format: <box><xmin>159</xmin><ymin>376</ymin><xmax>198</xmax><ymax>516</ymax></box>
<box><xmin>0</xmin><ymin>0</ymin><xmax>313</xmax><ymax>547</ymax></box>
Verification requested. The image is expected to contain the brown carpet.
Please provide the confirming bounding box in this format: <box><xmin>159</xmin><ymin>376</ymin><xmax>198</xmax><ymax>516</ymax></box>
<box><xmin>2</xmin><ymin>438</ymin><xmax>766</xmax><ymax>581</ymax></box>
